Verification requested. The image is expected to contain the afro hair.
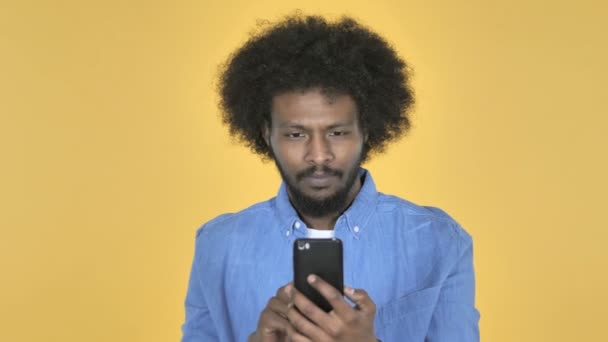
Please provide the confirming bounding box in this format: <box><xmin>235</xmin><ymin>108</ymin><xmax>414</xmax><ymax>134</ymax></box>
<box><xmin>218</xmin><ymin>13</ymin><xmax>415</xmax><ymax>162</ymax></box>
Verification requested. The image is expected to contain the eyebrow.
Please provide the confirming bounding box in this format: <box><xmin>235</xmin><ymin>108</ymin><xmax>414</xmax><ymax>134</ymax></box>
<box><xmin>277</xmin><ymin>122</ymin><xmax>356</xmax><ymax>129</ymax></box>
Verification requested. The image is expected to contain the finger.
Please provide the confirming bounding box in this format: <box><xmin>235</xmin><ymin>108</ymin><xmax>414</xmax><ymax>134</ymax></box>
<box><xmin>286</xmin><ymin>298</ymin><xmax>331</xmax><ymax>341</ymax></box>
<box><xmin>286</xmin><ymin>330</ymin><xmax>313</xmax><ymax>342</ymax></box>
<box><xmin>288</xmin><ymin>289</ymin><xmax>346</xmax><ymax>340</ymax></box>
<box><xmin>258</xmin><ymin>309</ymin><xmax>291</xmax><ymax>339</ymax></box>
<box><xmin>307</xmin><ymin>274</ymin><xmax>352</xmax><ymax>316</ymax></box>
<box><xmin>286</xmin><ymin>331</ymin><xmax>313</xmax><ymax>342</ymax></box>
<box><xmin>344</xmin><ymin>286</ymin><xmax>376</xmax><ymax>314</ymax></box>
<box><xmin>267</xmin><ymin>297</ymin><xmax>290</xmax><ymax>319</ymax></box>
<box><xmin>276</xmin><ymin>283</ymin><xmax>293</xmax><ymax>304</ymax></box>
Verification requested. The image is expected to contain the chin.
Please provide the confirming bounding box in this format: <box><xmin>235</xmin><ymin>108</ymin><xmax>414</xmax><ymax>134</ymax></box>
<box><xmin>303</xmin><ymin>192</ymin><xmax>332</xmax><ymax>202</ymax></box>
<box><xmin>305</xmin><ymin>185</ymin><xmax>339</xmax><ymax>195</ymax></box>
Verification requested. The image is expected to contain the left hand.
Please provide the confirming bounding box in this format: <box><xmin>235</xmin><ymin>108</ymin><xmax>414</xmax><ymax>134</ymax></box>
<box><xmin>286</xmin><ymin>274</ymin><xmax>377</xmax><ymax>342</ymax></box>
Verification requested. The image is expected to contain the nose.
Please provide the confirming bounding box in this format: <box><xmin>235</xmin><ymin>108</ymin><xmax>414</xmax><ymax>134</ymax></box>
<box><xmin>305</xmin><ymin>133</ymin><xmax>334</xmax><ymax>165</ymax></box>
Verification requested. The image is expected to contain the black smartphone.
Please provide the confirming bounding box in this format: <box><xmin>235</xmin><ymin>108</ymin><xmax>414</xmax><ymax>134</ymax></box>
<box><xmin>293</xmin><ymin>238</ymin><xmax>344</xmax><ymax>312</ymax></box>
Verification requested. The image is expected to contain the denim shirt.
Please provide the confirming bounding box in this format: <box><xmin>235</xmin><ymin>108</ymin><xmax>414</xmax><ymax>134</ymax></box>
<box><xmin>181</xmin><ymin>170</ymin><xmax>480</xmax><ymax>342</ymax></box>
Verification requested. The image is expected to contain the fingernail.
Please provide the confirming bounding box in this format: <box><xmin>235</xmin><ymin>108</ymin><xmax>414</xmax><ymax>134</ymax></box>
<box><xmin>307</xmin><ymin>274</ymin><xmax>316</xmax><ymax>283</ymax></box>
<box><xmin>345</xmin><ymin>286</ymin><xmax>355</xmax><ymax>295</ymax></box>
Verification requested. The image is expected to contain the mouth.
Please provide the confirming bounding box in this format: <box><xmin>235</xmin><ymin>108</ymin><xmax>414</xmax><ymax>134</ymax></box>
<box><xmin>303</xmin><ymin>173</ymin><xmax>338</xmax><ymax>188</ymax></box>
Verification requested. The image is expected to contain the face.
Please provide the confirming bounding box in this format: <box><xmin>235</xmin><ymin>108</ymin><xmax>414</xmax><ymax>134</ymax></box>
<box><xmin>264</xmin><ymin>88</ymin><xmax>366</xmax><ymax>218</ymax></box>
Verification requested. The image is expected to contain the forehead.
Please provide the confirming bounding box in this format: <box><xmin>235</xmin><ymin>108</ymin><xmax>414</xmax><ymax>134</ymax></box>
<box><xmin>270</xmin><ymin>89</ymin><xmax>358</xmax><ymax>126</ymax></box>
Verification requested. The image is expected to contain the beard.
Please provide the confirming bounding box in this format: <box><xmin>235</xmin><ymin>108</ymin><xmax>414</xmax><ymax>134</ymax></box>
<box><xmin>273</xmin><ymin>158</ymin><xmax>363</xmax><ymax>219</ymax></box>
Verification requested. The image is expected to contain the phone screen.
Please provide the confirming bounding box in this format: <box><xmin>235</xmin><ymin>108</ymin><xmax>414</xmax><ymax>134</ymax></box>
<box><xmin>293</xmin><ymin>238</ymin><xmax>344</xmax><ymax>312</ymax></box>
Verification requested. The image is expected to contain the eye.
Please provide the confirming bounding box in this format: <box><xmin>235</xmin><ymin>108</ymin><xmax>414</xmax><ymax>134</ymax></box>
<box><xmin>329</xmin><ymin>130</ymin><xmax>349</xmax><ymax>136</ymax></box>
<box><xmin>286</xmin><ymin>132</ymin><xmax>305</xmax><ymax>138</ymax></box>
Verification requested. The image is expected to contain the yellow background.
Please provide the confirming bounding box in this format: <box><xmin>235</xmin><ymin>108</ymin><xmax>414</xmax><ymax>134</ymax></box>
<box><xmin>1</xmin><ymin>0</ymin><xmax>606</xmax><ymax>341</ymax></box>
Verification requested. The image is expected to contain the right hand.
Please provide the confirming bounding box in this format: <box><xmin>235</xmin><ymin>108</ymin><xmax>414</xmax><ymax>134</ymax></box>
<box><xmin>248</xmin><ymin>283</ymin><xmax>295</xmax><ymax>342</ymax></box>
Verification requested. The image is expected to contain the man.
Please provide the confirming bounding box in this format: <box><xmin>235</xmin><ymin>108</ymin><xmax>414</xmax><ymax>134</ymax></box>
<box><xmin>181</xmin><ymin>14</ymin><xmax>480</xmax><ymax>342</ymax></box>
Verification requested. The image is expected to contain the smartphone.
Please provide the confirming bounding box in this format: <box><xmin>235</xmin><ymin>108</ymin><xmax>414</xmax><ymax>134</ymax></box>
<box><xmin>293</xmin><ymin>238</ymin><xmax>344</xmax><ymax>312</ymax></box>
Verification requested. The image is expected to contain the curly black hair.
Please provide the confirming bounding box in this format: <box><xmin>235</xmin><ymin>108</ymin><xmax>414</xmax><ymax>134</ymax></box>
<box><xmin>218</xmin><ymin>13</ymin><xmax>414</xmax><ymax>162</ymax></box>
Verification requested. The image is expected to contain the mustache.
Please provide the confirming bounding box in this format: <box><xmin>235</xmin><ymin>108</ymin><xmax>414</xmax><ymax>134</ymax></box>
<box><xmin>296</xmin><ymin>165</ymin><xmax>343</xmax><ymax>182</ymax></box>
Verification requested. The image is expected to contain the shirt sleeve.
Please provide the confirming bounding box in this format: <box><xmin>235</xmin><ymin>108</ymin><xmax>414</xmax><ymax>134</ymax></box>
<box><xmin>425</xmin><ymin>231</ymin><xmax>480</xmax><ymax>342</ymax></box>
<box><xmin>181</xmin><ymin>234</ymin><xmax>219</xmax><ymax>341</ymax></box>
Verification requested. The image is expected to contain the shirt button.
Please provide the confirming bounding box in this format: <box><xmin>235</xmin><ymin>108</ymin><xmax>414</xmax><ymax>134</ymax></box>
<box><xmin>294</xmin><ymin>221</ymin><xmax>301</xmax><ymax>229</ymax></box>
<box><xmin>285</xmin><ymin>230</ymin><xmax>291</xmax><ymax>237</ymax></box>
<box><xmin>353</xmin><ymin>226</ymin><xmax>360</xmax><ymax>233</ymax></box>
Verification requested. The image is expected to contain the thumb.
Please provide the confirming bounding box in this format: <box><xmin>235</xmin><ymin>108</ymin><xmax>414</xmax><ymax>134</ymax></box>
<box><xmin>344</xmin><ymin>286</ymin><xmax>375</xmax><ymax>313</ymax></box>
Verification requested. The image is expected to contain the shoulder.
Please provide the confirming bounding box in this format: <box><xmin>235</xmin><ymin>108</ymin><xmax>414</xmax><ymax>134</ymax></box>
<box><xmin>195</xmin><ymin>198</ymin><xmax>276</xmax><ymax>240</ymax></box>
<box><xmin>375</xmin><ymin>192</ymin><xmax>473</xmax><ymax>245</ymax></box>
<box><xmin>190</xmin><ymin>198</ymin><xmax>279</xmax><ymax>263</ymax></box>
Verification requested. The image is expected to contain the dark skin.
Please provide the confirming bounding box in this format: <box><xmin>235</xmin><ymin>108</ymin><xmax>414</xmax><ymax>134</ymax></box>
<box><xmin>249</xmin><ymin>276</ymin><xmax>376</xmax><ymax>342</ymax></box>
<box><xmin>249</xmin><ymin>89</ymin><xmax>377</xmax><ymax>341</ymax></box>
<box><xmin>264</xmin><ymin>89</ymin><xmax>365</xmax><ymax>229</ymax></box>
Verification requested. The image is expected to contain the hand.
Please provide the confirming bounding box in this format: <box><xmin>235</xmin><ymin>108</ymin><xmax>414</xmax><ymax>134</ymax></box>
<box><xmin>286</xmin><ymin>274</ymin><xmax>377</xmax><ymax>342</ymax></box>
<box><xmin>249</xmin><ymin>283</ymin><xmax>297</xmax><ymax>342</ymax></box>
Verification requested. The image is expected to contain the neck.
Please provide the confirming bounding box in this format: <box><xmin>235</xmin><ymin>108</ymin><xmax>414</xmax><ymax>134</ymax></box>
<box><xmin>296</xmin><ymin>176</ymin><xmax>362</xmax><ymax>230</ymax></box>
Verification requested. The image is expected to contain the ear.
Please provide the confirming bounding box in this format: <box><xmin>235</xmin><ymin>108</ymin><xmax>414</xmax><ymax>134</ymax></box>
<box><xmin>262</xmin><ymin>120</ymin><xmax>271</xmax><ymax>147</ymax></box>
<box><xmin>356</xmin><ymin>115</ymin><xmax>368</xmax><ymax>143</ymax></box>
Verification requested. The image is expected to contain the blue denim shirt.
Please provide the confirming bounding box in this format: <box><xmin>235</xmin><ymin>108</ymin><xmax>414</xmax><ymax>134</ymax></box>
<box><xmin>181</xmin><ymin>170</ymin><xmax>480</xmax><ymax>341</ymax></box>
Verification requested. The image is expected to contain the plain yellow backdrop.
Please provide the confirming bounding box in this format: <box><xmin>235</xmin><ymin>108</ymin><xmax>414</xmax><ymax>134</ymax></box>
<box><xmin>1</xmin><ymin>0</ymin><xmax>606</xmax><ymax>341</ymax></box>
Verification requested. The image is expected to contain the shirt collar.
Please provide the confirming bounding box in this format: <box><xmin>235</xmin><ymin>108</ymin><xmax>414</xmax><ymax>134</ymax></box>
<box><xmin>273</xmin><ymin>168</ymin><xmax>378</xmax><ymax>239</ymax></box>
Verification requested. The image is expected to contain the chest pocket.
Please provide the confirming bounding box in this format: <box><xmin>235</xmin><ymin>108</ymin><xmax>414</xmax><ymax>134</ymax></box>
<box><xmin>375</xmin><ymin>286</ymin><xmax>441</xmax><ymax>341</ymax></box>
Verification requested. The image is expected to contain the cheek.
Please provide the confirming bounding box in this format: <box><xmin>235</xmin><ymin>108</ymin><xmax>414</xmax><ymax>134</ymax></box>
<box><xmin>272</xmin><ymin>141</ymin><xmax>303</xmax><ymax>167</ymax></box>
<box><xmin>334</xmin><ymin>140</ymin><xmax>364</xmax><ymax>162</ymax></box>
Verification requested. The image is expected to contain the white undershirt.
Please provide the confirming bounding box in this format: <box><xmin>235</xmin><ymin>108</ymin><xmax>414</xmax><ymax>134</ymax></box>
<box><xmin>305</xmin><ymin>227</ymin><xmax>336</xmax><ymax>238</ymax></box>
